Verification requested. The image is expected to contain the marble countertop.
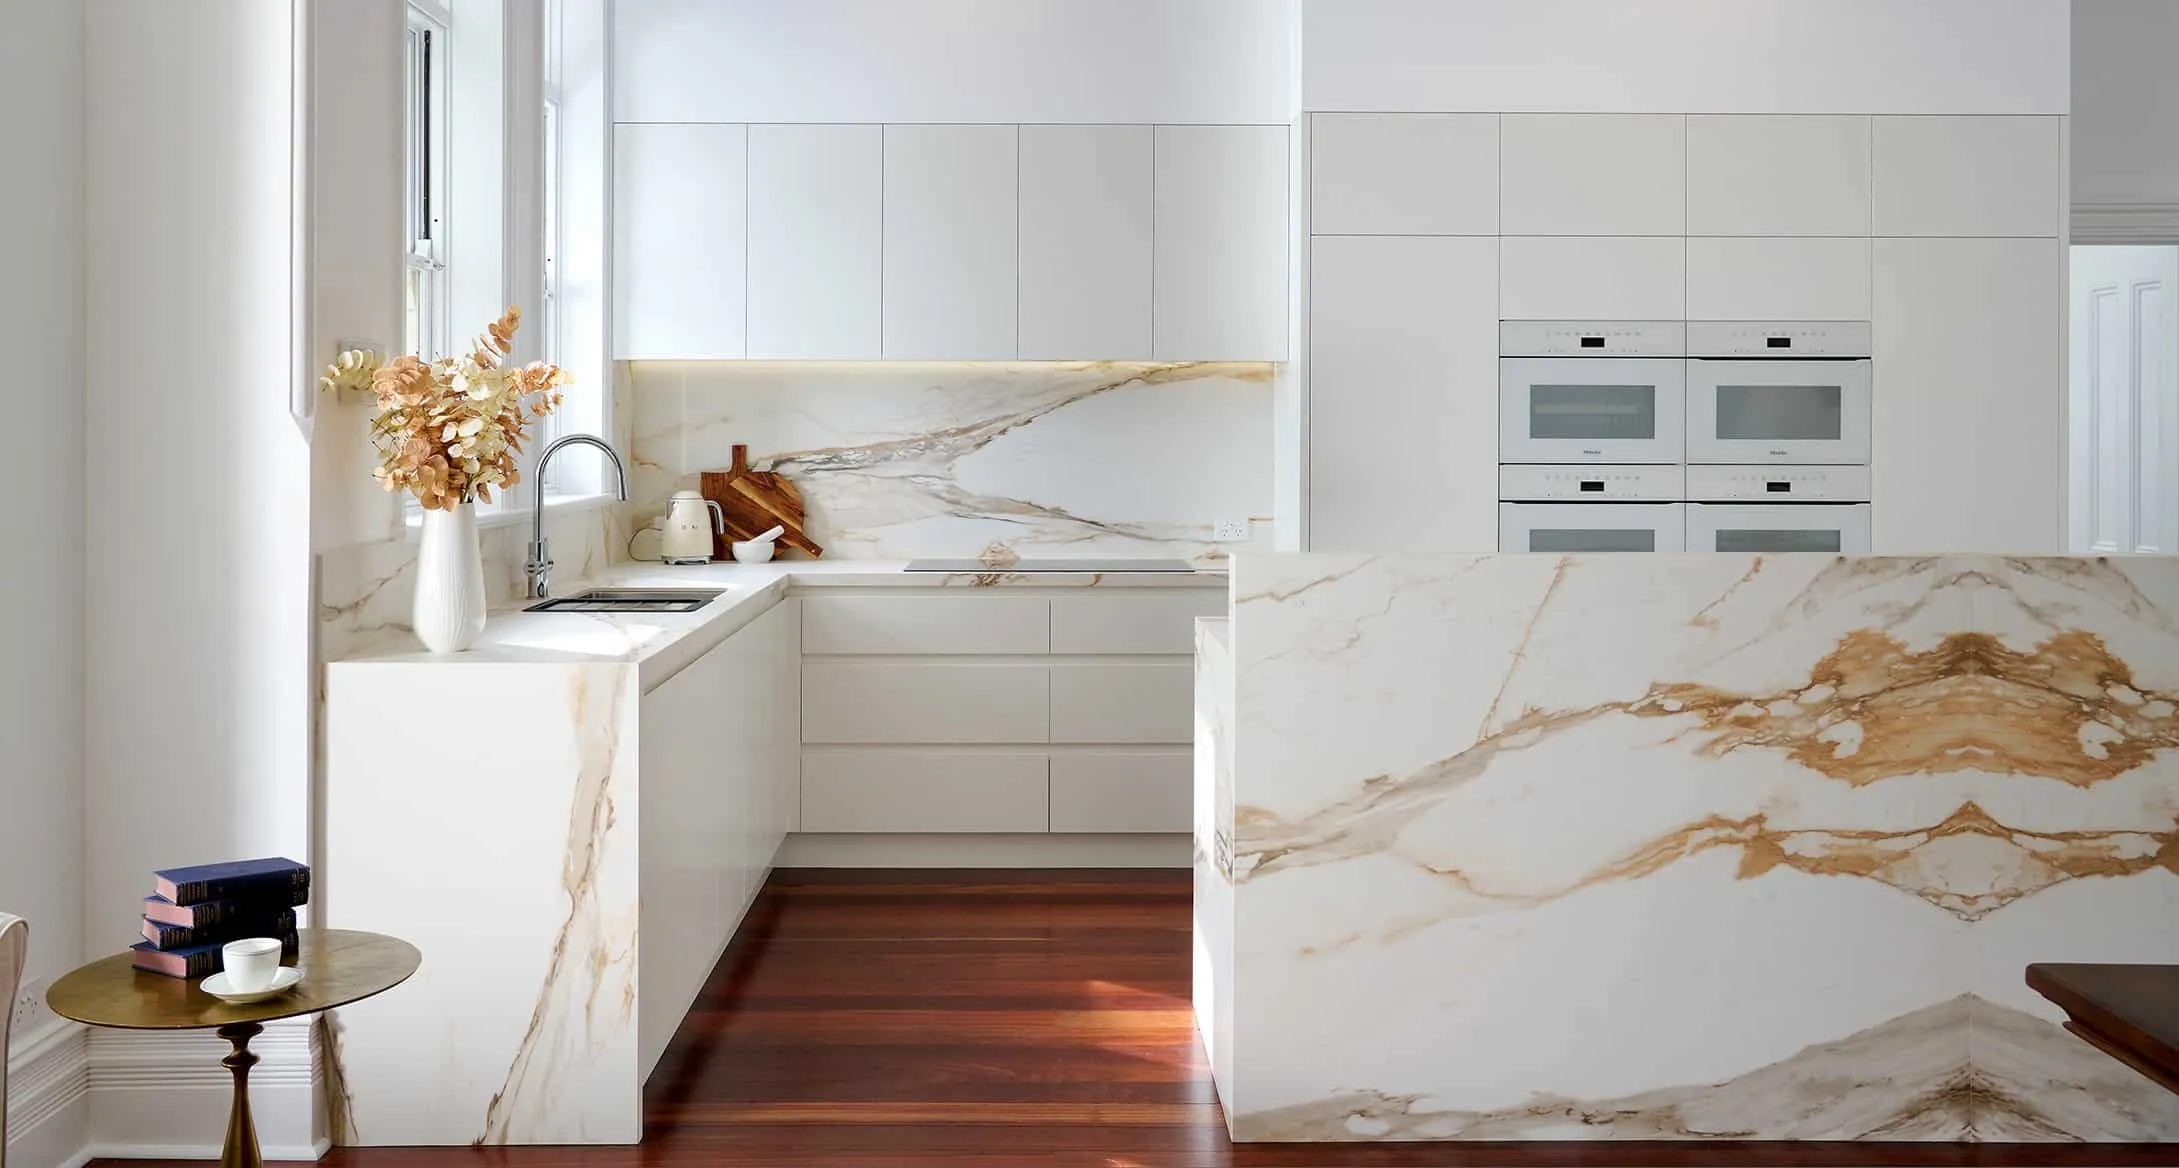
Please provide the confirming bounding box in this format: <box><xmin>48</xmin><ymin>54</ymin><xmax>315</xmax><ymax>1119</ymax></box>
<box><xmin>331</xmin><ymin>558</ymin><xmax>1227</xmax><ymax>690</ymax></box>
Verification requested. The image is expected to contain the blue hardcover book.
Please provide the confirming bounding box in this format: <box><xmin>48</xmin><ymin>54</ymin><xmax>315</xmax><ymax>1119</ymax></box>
<box><xmin>140</xmin><ymin>907</ymin><xmax>297</xmax><ymax>951</ymax></box>
<box><xmin>151</xmin><ymin>856</ymin><xmax>311</xmax><ymax>907</ymax></box>
<box><xmin>129</xmin><ymin>929</ymin><xmax>299</xmax><ymax>980</ymax></box>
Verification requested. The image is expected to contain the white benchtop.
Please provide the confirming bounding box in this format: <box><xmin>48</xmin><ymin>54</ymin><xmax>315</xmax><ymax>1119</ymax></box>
<box><xmin>331</xmin><ymin>558</ymin><xmax>1228</xmax><ymax>690</ymax></box>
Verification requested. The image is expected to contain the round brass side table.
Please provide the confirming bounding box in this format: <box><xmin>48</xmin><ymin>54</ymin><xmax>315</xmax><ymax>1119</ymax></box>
<box><xmin>48</xmin><ymin>928</ymin><xmax>419</xmax><ymax>1168</ymax></box>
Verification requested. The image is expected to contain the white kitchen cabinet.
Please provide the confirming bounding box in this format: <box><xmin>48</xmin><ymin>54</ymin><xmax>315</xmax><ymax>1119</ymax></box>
<box><xmin>1309</xmin><ymin>113</ymin><xmax>1497</xmax><ymax>236</ymax></box>
<box><xmin>613</xmin><ymin>123</ymin><xmax>748</xmax><ymax>359</ymax></box>
<box><xmin>1018</xmin><ymin>124</ymin><xmax>1154</xmax><ymax>359</ymax></box>
<box><xmin>1308</xmin><ymin>235</ymin><xmax>1499</xmax><ymax>552</ymax></box>
<box><xmin>802</xmin><ymin>594</ymin><xmax>1049</xmax><ymax>654</ymax></box>
<box><xmin>803</xmin><ymin>661</ymin><xmax>1050</xmax><ymax>744</ymax></box>
<box><xmin>1873</xmin><ymin>237</ymin><xmax>2063</xmax><ymax>553</ymax></box>
<box><xmin>1153</xmin><ymin>124</ymin><xmax>1289</xmax><ymax>360</ymax></box>
<box><xmin>802</xmin><ymin>751</ymin><xmax>1049</xmax><ymax>833</ymax></box>
<box><xmin>1500</xmin><ymin>115</ymin><xmax>1684</xmax><ymax>236</ymax></box>
<box><xmin>747</xmin><ymin>124</ymin><xmax>883</xmax><ymax>358</ymax></box>
<box><xmin>1499</xmin><ymin>236</ymin><xmax>1685</xmax><ymax>321</ymax></box>
<box><xmin>1049</xmin><ymin>592</ymin><xmax>1225</xmax><ymax>655</ymax></box>
<box><xmin>1686</xmin><ymin>116</ymin><xmax>1872</xmax><ymax>237</ymax></box>
<box><xmin>1049</xmin><ymin>753</ymin><xmax>1190</xmax><ymax>834</ymax></box>
<box><xmin>1050</xmin><ymin>662</ymin><xmax>1193</xmax><ymax>744</ymax></box>
<box><xmin>1686</xmin><ymin>237</ymin><xmax>1873</xmax><ymax>322</ymax></box>
<box><xmin>1872</xmin><ymin>116</ymin><xmax>2061</xmax><ymax>238</ymax></box>
<box><xmin>883</xmin><ymin>124</ymin><xmax>1018</xmax><ymax>359</ymax></box>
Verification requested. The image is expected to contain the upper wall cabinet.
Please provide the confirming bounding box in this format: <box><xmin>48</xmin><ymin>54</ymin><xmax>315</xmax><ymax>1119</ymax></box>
<box><xmin>1153</xmin><ymin>125</ymin><xmax>1289</xmax><ymax>361</ymax></box>
<box><xmin>1872</xmin><ymin>116</ymin><xmax>2061</xmax><ymax>237</ymax></box>
<box><xmin>1310</xmin><ymin>113</ymin><xmax>1497</xmax><ymax>236</ymax></box>
<box><xmin>1500</xmin><ymin>115</ymin><xmax>1684</xmax><ymax>236</ymax></box>
<box><xmin>883</xmin><ymin>125</ymin><xmax>1018</xmax><ymax>359</ymax></box>
<box><xmin>1018</xmin><ymin>124</ymin><xmax>1154</xmax><ymax>360</ymax></box>
<box><xmin>1686</xmin><ymin>116</ymin><xmax>1872</xmax><ymax>237</ymax></box>
<box><xmin>614</xmin><ymin>124</ymin><xmax>749</xmax><ymax>359</ymax></box>
<box><xmin>748</xmin><ymin>124</ymin><xmax>884</xmax><ymax>359</ymax></box>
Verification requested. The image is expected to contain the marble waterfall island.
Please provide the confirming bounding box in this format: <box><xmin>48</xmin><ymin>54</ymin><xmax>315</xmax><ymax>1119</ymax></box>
<box><xmin>1195</xmin><ymin>554</ymin><xmax>2179</xmax><ymax>1142</ymax></box>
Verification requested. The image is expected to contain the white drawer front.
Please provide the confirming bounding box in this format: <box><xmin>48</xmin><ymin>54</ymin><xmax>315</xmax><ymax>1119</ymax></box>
<box><xmin>1499</xmin><ymin>237</ymin><xmax>1685</xmax><ymax>321</ymax></box>
<box><xmin>1049</xmin><ymin>753</ymin><xmax>1190</xmax><ymax>834</ymax></box>
<box><xmin>801</xmin><ymin>595</ymin><xmax>1049</xmax><ymax>655</ymax></box>
<box><xmin>1049</xmin><ymin>593</ymin><xmax>1226</xmax><ymax>655</ymax></box>
<box><xmin>802</xmin><ymin>663</ymin><xmax>1050</xmax><ymax>743</ymax></box>
<box><xmin>1050</xmin><ymin>663</ymin><xmax>1192</xmax><ymax>744</ymax></box>
<box><xmin>1685</xmin><ymin>237</ymin><xmax>1873</xmax><ymax>322</ymax></box>
<box><xmin>801</xmin><ymin>751</ymin><xmax>1049</xmax><ymax>833</ymax></box>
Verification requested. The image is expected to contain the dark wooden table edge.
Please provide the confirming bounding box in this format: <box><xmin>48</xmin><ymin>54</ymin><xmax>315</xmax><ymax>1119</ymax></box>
<box><xmin>2027</xmin><ymin>963</ymin><xmax>2179</xmax><ymax>1099</ymax></box>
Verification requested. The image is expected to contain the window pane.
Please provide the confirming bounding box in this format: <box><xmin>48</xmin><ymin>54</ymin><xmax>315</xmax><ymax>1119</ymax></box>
<box><xmin>1530</xmin><ymin>385</ymin><xmax>1656</xmax><ymax>440</ymax></box>
<box><xmin>1715</xmin><ymin>529</ymin><xmax>1842</xmax><ymax>553</ymax></box>
<box><xmin>1530</xmin><ymin>529</ymin><xmax>1656</xmax><ymax>553</ymax></box>
<box><xmin>1715</xmin><ymin>385</ymin><xmax>1842</xmax><ymax>441</ymax></box>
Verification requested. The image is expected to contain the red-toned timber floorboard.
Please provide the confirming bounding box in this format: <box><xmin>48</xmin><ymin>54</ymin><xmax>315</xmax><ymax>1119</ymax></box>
<box><xmin>93</xmin><ymin>870</ymin><xmax>2179</xmax><ymax>1167</ymax></box>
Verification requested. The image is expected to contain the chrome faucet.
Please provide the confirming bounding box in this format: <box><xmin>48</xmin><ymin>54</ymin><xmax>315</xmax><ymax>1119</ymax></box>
<box><xmin>525</xmin><ymin>434</ymin><xmax>630</xmax><ymax>600</ymax></box>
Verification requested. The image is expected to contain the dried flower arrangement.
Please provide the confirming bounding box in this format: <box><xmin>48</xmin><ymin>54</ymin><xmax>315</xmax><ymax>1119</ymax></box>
<box><xmin>318</xmin><ymin>308</ymin><xmax>569</xmax><ymax>511</ymax></box>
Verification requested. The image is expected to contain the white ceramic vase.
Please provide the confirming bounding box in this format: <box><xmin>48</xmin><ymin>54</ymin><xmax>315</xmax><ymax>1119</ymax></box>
<box><xmin>413</xmin><ymin>499</ymin><xmax>487</xmax><ymax>653</ymax></box>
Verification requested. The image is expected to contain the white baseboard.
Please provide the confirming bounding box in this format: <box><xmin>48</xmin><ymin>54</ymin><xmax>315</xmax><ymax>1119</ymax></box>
<box><xmin>776</xmin><ymin>832</ymin><xmax>1190</xmax><ymax>868</ymax></box>
<box><xmin>84</xmin><ymin>1018</ymin><xmax>323</xmax><ymax>1161</ymax></box>
<box><xmin>6</xmin><ymin>1019</ymin><xmax>90</xmax><ymax>1168</ymax></box>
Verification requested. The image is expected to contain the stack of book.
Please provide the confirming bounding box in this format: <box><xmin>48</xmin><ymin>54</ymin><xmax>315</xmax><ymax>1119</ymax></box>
<box><xmin>130</xmin><ymin>856</ymin><xmax>310</xmax><ymax>979</ymax></box>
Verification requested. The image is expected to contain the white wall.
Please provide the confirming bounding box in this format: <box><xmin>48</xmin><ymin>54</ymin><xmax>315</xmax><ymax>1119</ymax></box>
<box><xmin>2073</xmin><ymin>0</ymin><xmax>2179</xmax><ymax>209</ymax></box>
<box><xmin>84</xmin><ymin>0</ymin><xmax>317</xmax><ymax>1156</ymax></box>
<box><xmin>614</xmin><ymin>0</ymin><xmax>1293</xmax><ymax>124</ymax></box>
<box><xmin>0</xmin><ymin>0</ymin><xmax>87</xmax><ymax>1120</ymax></box>
<box><xmin>1302</xmin><ymin>0</ymin><xmax>2070</xmax><ymax>115</ymax></box>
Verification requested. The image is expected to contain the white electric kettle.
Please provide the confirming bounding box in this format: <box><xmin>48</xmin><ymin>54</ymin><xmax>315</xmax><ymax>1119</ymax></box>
<box><xmin>660</xmin><ymin>490</ymin><xmax>726</xmax><ymax>564</ymax></box>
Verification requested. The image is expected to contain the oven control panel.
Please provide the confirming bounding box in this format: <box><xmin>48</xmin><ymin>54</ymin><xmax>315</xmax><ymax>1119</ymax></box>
<box><xmin>1500</xmin><ymin>320</ymin><xmax>1686</xmax><ymax>357</ymax></box>
<box><xmin>1688</xmin><ymin>321</ymin><xmax>1871</xmax><ymax>358</ymax></box>
<box><xmin>1686</xmin><ymin>465</ymin><xmax>1871</xmax><ymax>502</ymax></box>
<box><xmin>1501</xmin><ymin>464</ymin><xmax>1685</xmax><ymax>502</ymax></box>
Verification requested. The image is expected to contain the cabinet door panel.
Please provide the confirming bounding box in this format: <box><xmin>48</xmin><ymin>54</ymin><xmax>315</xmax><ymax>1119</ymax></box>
<box><xmin>1499</xmin><ymin>237</ymin><xmax>1685</xmax><ymax>320</ymax></box>
<box><xmin>1050</xmin><ymin>753</ymin><xmax>1189</xmax><ymax>833</ymax></box>
<box><xmin>747</xmin><ymin>124</ymin><xmax>882</xmax><ymax>358</ymax></box>
<box><xmin>1686</xmin><ymin>116</ymin><xmax>1871</xmax><ymax>237</ymax></box>
<box><xmin>802</xmin><ymin>595</ymin><xmax>1049</xmax><ymax>655</ymax></box>
<box><xmin>1501</xmin><ymin>115</ymin><xmax>1684</xmax><ymax>236</ymax></box>
<box><xmin>1872</xmin><ymin>116</ymin><xmax>2060</xmax><ymax>237</ymax></box>
<box><xmin>803</xmin><ymin>662</ymin><xmax>1049</xmax><ymax>743</ymax></box>
<box><xmin>1686</xmin><ymin>237</ymin><xmax>1872</xmax><ymax>321</ymax></box>
<box><xmin>614</xmin><ymin>124</ymin><xmax>747</xmax><ymax>359</ymax></box>
<box><xmin>1019</xmin><ymin>124</ymin><xmax>1153</xmax><ymax>359</ymax></box>
<box><xmin>1310</xmin><ymin>113</ymin><xmax>1496</xmax><ymax>236</ymax></box>
<box><xmin>883</xmin><ymin>125</ymin><xmax>1018</xmax><ymax>359</ymax></box>
<box><xmin>1049</xmin><ymin>663</ymin><xmax>1191</xmax><ymax>744</ymax></box>
<box><xmin>1048</xmin><ymin>592</ymin><xmax>1226</xmax><ymax>655</ymax></box>
<box><xmin>1153</xmin><ymin>125</ymin><xmax>1288</xmax><ymax>360</ymax></box>
<box><xmin>801</xmin><ymin>751</ymin><xmax>1049</xmax><ymax>833</ymax></box>
<box><xmin>1309</xmin><ymin>236</ymin><xmax>1499</xmax><ymax>551</ymax></box>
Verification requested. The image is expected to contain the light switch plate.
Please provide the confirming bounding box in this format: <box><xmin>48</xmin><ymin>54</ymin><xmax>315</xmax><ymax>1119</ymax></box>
<box><xmin>1212</xmin><ymin>520</ymin><xmax>1251</xmax><ymax>543</ymax></box>
<box><xmin>331</xmin><ymin>337</ymin><xmax>388</xmax><ymax>406</ymax></box>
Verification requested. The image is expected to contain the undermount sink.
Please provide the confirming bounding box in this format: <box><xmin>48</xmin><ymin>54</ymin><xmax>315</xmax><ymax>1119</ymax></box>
<box><xmin>524</xmin><ymin>588</ymin><xmax>726</xmax><ymax>614</ymax></box>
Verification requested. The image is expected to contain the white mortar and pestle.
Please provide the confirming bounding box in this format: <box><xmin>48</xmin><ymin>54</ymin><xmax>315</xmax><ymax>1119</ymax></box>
<box><xmin>732</xmin><ymin>525</ymin><xmax>786</xmax><ymax>564</ymax></box>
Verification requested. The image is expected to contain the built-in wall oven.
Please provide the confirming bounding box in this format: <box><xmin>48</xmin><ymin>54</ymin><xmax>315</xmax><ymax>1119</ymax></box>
<box><xmin>1499</xmin><ymin>322</ymin><xmax>1685</xmax><ymax>464</ymax></box>
<box><xmin>1686</xmin><ymin>322</ymin><xmax>1871</xmax><ymax>465</ymax></box>
<box><xmin>1500</xmin><ymin>465</ymin><xmax>1686</xmax><ymax>553</ymax></box>
<box><xmin>1685</xmin><ymin>466</ymin><xmax>1872</xmax><ymax>553</ymax></box>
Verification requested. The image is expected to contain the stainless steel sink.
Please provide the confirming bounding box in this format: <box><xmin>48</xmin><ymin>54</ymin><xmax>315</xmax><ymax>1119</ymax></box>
<box><xmin>524</xmin><ymin>588</ymin><xmax>726</xmax><ymax>614</ymax></box>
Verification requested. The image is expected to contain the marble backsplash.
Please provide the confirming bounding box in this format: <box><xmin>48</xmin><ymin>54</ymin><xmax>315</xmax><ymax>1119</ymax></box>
<box><xmin>624</xmin><ymin>361</ymin><xmax>1275</xmax><ymax>561</ymax></box>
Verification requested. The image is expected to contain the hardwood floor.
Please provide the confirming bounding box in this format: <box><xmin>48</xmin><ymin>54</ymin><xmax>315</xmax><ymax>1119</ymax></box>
<box><xmin>97</xmin><ymin>870</ymin><xmax>2179</xmax><ymax>1167</ymax></box>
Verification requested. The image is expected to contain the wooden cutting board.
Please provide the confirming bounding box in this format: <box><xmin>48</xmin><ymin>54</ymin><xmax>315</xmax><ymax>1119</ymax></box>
<box><xmin>700</xmin><ymin>445</ymin><xmax>824</xmax><ymax>560</ymax></box>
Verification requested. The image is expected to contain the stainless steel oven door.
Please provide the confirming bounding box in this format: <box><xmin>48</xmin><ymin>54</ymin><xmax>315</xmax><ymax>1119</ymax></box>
<box><xmin>1686</xmin><ymin>503</ymin><xmax>1871</xmax><ymax>553</ymax></box>
<box><xmin>1498</xmin><ymin>503</ymin><xmax>1686</xmax><ymax>553</ymax></box>
<box><xmin>1686</xmin><ymin>359</ymin><xmax>1871</xmax><ymax>465</ymax></box>
<box><xmin>1499</xmin><ymin>358</ymin><xmax>1686</xmax><ymax>464</ymax></box>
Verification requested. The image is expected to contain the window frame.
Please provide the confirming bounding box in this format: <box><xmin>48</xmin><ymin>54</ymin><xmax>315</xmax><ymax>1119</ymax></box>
<box><xmin>404</xmin><ymin>1</ymin><xmax>453</xmax><ymax>363</ymax></box>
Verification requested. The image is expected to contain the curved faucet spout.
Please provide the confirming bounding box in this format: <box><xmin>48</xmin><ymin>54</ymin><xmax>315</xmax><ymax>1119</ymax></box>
<box><xmin>525</xmin><ymin>434</ymin><xmax>630</xmax><ymax>600</ymax></box>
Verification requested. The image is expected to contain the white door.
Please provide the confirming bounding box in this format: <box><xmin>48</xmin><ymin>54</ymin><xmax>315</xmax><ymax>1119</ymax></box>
<box><xmin>2070</xmin><ymin>246</ymin><xmax>2179</xmax><ymax>554</ymax></box>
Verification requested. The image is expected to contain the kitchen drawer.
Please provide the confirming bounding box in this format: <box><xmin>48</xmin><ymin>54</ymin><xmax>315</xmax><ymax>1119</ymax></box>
<box><xmin>801</xmin><ymin>751</ymin><xmax>1049</xmax><ymax>833</ymax></box>
<box><xmin>1685</xmin><ymin>238</ymin><xmax>1872</xmax><ymax>322</ymax></box>
<box><xmin>802</xmin><ymin>663</ymin><xmax>1049</xmax><ymax>743</ymax></box>
<box><xmin>1050</xmin><ymin>663</ymin><xmax>1192</xmax><ymax>744</ymax></box>
<box><xmin>1049</xmin><ymin>753</ymin><xmax>1190</xmax><ymax>833</ymax></box>
<box><xmin>1499</xmin><ymin>237</ymin><xmax>1685</xmax><ymax>321</ymax></box>
<box><xmin>801</xmin><ymin>595</ymin><xmax>1049</xmax><ymax>654</ymax></box>
<box><xmin>1049</xmin><ymin>593</ymin><xmax>1226</xmax><ymax>655</ymax></box>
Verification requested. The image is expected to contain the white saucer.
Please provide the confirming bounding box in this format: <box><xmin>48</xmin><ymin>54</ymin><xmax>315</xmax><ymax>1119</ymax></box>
<box><xmin>200</xmin><ymin>966</ymin><xmax>303</xmax><ymax>1004</ymax></box>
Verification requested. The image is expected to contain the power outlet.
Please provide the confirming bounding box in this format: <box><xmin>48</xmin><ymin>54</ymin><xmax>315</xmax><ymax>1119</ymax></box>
<box><xmin>12</xmin><ymin>974</ymin><xmax>51</xmax><ymax>1036</ymax></box>
<box><xmin>1212</xmin><ymin>519</ymin><xmax>1252</xmax><ymax>543</ymax></box>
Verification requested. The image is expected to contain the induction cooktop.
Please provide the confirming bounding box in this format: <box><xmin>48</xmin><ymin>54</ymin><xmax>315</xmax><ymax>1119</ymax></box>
<box><xmin>902</xmin><ymin>558</ymin><xmax>1196</xmax><ymax>573</ymax></box>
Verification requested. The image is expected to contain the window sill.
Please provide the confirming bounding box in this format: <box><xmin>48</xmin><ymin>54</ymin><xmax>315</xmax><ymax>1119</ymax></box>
<box><xmin>402</xmin><ymin>492</ymin><xmax>621</xmax><ymax>540</ymax></box>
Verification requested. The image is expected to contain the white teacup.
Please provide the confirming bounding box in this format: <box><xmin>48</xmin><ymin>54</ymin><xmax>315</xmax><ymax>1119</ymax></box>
<box><xmin>221</xmin><ymin>937</ymin><xmax>284</xmax><ymax>991</ymax></box>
